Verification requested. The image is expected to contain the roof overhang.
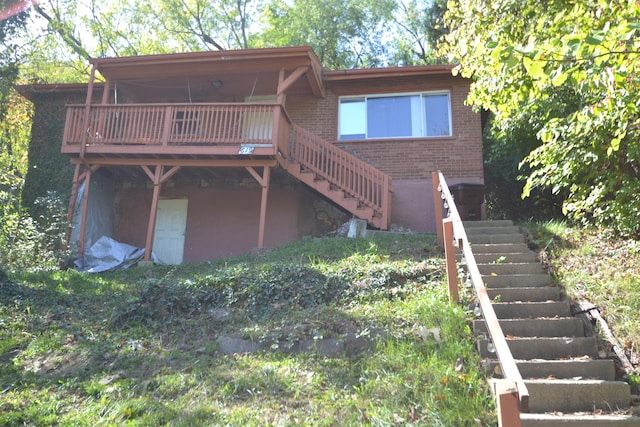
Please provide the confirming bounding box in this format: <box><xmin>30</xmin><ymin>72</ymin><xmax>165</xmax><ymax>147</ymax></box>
<box><xmin>324</xmin><ymin>64</ymin><xmax>457</xmax><ymax>82</ymax></box>
<box><xmin>90</xmin><ymin>46</ymin><xmax>325</xmax><ymax>101</ymax></box>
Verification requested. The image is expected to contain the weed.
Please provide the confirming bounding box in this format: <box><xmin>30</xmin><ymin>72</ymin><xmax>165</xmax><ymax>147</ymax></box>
<box><xmin>0</xmin><ymin>233</ymin><xmax>496</xmax><ymax>425</ymax></box>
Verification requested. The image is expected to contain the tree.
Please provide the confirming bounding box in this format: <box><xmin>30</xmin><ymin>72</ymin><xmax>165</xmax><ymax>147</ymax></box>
<box><xmin>387</xmin><ymin>0</ymin><xmax>447</xmax><ymax>65</ymax></box>
<box><xmin>1</xmin><ymin>0</ymin><xmax>30</xmax><ymax>182</ymax></box>
<box><xmin>441</xmin><ymin>0</ymin><xmax>640</xmax><ymax>236</ymax></box>
<box><xmin>255</xmin><ymin>0</ymin><xmax>396</xmax><ymax>68</ymax></box>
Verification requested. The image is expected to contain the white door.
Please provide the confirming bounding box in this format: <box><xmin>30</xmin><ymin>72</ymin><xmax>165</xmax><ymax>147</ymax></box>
<box><xmin>153</xmin><ymin>198</ymin><xmax>188</xmax><ymax>264</ymax></box>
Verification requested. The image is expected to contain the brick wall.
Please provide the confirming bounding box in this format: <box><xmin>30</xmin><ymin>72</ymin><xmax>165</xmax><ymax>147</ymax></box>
<box><xmin>286</xmin><ymin>74</ymin><xmax>483</xmax><ymax>182</ymax></box>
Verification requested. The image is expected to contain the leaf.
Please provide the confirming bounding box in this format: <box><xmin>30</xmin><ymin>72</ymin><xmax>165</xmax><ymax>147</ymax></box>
<box><xmin>486</xmin><ymin>40</ymin><xmax>499</xmax><ymax>49</ymax></box>
<box><xmin>523</xmin><ymin>56</ymin><xmax>545</xmax><ymax>79</ymax></box>
<box><xmin>585</xmin><ymin>33</ymin><xmax>604</xmax><ymax>45</ymax></box>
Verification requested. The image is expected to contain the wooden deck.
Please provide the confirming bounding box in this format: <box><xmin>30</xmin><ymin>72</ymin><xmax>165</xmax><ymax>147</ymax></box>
<box><xmin>62</xmin><ymin>103</ymin><xmax>290</xmax><ymax>158</ymax></box>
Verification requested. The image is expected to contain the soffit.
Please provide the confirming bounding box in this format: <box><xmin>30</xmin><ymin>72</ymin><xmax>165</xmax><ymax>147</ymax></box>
<box><xmin>91</xmin><ymin>46</ymin><xmax>325</xmax><ymax>102</ymax></box>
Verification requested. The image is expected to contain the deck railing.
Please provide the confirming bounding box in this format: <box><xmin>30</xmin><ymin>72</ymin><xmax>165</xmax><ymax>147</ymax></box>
<box><xmin>290</xmin><ymin>124</ymin><xmax>392</xmax><ymax>228</ymax></box>
<box><xmin>433</xmin><ymin>171</ymin><xmax>528</xmax><ymax>426</ymax></box>
<box><xmin>63</xmin><ymin>103</ymin><xmax>288</xmax><ymax>150</ymax></box>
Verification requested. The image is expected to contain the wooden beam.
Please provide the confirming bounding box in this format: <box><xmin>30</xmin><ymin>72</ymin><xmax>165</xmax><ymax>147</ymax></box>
<box><xmin>443</xmin><ymin>218</ymin><xmax>459</xmax><ymax>304</ymax></box>
<box><xmin>496</xmin><ymin>380</ymin><xmax>522</xmax><ymax>427</ymax></box>
<box><xmin>65</xmin><ymin>163</ymin><xmax>82</xmax><ymax>247</ymax></box>
<box><xmin>144</xmin><ymin>166</ymin><xmax>164</xmax><ymax>262</ymax></box>
<box><xmin>101</xmin><ymin>77</ymin><xmax>111</xmax><ymax>104</ymax></box>
<box><xmin>432</xmin><ymin>171</ymin><xmax>444</xmax><ymax>247</ymax></box>
<box><xmin>77</xmin><ymin>166</ymin><xmax>93</xmax><ymax>258</ymax></box>
<box><xmin>70</xmin><ymin>157</ymin><xmax>277</xmax><ymax>168</ymax></box>
<box><xmin>246</xmin><ymin>165</ymin><xmax>272</xmax><ymax>250</ymax></box>
<box><xmin>80</xmin><ymin>65</ymin><xmax>97</xmax><ymax>158</ymax></box>
<box><xmin>277</xmin><ymin>66</ymin><xmax>309</xmax><ymax>96</ymax></box>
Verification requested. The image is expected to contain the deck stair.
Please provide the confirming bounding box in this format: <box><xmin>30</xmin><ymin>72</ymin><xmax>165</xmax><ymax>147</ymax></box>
<box><xmin>466</xmin><ymin>220</ymin><xmax>640</xmax><ymax>426</ymax></box>
<box><xmin>282</xmin><ymin>124</ymin><xmax>392</xmax><ymax>230</ymax></box>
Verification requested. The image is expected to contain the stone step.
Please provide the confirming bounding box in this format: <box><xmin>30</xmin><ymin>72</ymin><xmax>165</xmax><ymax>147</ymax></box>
<box><xmin>520</xmin><ymin>413</ymin><xmax>640</xmax><ymax>427</ymax></box>
<box><xmin>463</xmin><ymin>220</ymin><xmax>514</xmax><ymax>228</ymax></box>
<box><xmin>478</xmin><ymin>262</ymin><xmax>545</xmax><ymax>275</ymax></box>
<box><xmin>483</xmin><ymin>273</ymin><xmax>552</xmax><ymax>288</ymax></box>
<box><xmin>478</xmin><ymin>337</ymin><xmax>599</xmax><ymax>359</ymax></box>
<box><xmin>492</xmin><ymin>301</ymin><xmax>572</xmax><ymax>319</ymax></box>
<box><xmin>468</xmin><ymin>233</ymin><xmax>527</xmax><ymax>244</ymax></box>
<box><xmin>523</xmin><ymin>379</ymin><xmax>632</xmax><ymax>413</ymax></box>
<box><xmin>483</xmin><ymin>358</ymin><xmax>616</xmax><ymax>381</ymax></box>
<box><xmin>471</xmin><ymin>252</ymin><xmax>538</xmax><ymax>264</ymax></box>
<box><xmin>487</xmin><ymin>286</ymin><xmax>561</xmax><ymax>302</ymax></box>
<box><xmin>466</xmin><ymin>225</ymin><xmax>522</xmax><ymax>235</ymax></box>
<box><xmin>471</xmin><ymin>243</ymin><xmax>532</xmax><ymax>254</ymax></box>
<box><xmin>473</xmin><ymin>317</ymin><xmax>585</xmax><ymax>338</ymax></box>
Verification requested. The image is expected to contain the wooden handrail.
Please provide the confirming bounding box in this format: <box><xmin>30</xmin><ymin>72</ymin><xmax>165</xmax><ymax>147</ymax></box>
<box><xmin>63</xmin><ymin>103</ymin><xmax>287</xmax><ymax>147</ymax></box>
<box><xmin>433</xmin><ymin>171</ymin><xmax>529</xmax><ymax>419</ymax></box>
<box><xmin>290</xmin><ymin>124</ymin><xmax>393</xmax><ymax>227</ymax></box>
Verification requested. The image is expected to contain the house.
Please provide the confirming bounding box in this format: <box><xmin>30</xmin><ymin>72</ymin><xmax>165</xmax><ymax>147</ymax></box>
<box><xmin>18</xmin><ymin>46</ymin><xmax>483</xmax><ymax>264</ymax></box>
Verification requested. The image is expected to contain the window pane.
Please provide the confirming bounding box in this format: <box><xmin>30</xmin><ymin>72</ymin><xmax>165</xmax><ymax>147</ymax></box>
<box><xmin>367</xmin><ymin>96</ymin><xmax>415</xmax><ymax>138</ymax></box>
<box><xmin>339</xmin><ymin>99</ymin><xmax>366</xmax><ymax>140</ymax></box>
<box><xmin>423</xmin><ymin>94</ymin><xmax>451</xmax><ymax>136</ymax></box>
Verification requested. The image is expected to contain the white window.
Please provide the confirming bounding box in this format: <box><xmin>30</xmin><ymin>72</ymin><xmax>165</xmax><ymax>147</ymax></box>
<box><xmin>338</xmin><ymin>91</ymin><xmax>452</xmax><ymax>140</ymax></box>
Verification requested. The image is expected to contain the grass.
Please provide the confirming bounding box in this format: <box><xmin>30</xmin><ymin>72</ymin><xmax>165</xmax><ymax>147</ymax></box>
<box><xmin>0</xmin><ymin>234</ymin><xmax>495</xmax><ymax>426</ymax></box>
<box><xmin>524</xmin><ymin>220</ymin><xmax>640</xmax><ymax>387</ymax></box>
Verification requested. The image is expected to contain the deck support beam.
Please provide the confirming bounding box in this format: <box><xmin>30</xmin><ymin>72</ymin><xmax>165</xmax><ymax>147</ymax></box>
<box><xmin>142</xmin><ymin>165</ymin><xmax>182</xmax><ymax>262</ymax></box>
<box><xmin>73</xmin><ymin>163</ymin><xmax>102</xmax><ymax>259</ymax></box>
<box><xmin>246</xmin><ymin>166</ymin><xmax>271</xmax><ymax>251</ymax></box>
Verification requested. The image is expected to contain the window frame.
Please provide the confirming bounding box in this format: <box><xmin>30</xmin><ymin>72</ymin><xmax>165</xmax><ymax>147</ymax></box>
<box><xmin>337</xmin><ymin>90</ymin><xmax>453</xmax><ymax>141</ymax></box>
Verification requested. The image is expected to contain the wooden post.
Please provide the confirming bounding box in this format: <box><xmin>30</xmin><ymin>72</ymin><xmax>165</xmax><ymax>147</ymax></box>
<box><xmin>144</xmin><ymin>166</ymin><xmax>164</xmax><ymax>262</ymax></box>
<box><xmin>65</xmin><ymin>163</ymin><xmax>82</xmax><ymax>246</ymax></box>
<box><xmin>80</xmin><ymin>65</ymin><xmax>96</xmax><ymax>159</ymax></box>
<box><xmin>245</xmin><ymin>166</ymin><xmax>271</xmax><ymax>251</ymax></box>
<box><xmin>258</xmin><ymin>166</ymin><xmax>270</xmax><ymax>250</ymax></box>
<box><xmin>495</xmin><ymin>380</ymin><xmax>522</xmax><ymax>427</ymax></box>
<box><xmin>77</xmin><ymin>166</ymin><xmax>92</xmax><ymax>259</ymax></box>
<box><xmin>432</xmin><ymin>171</ymin><xmax>444</xmax><ymax>247</ymax></box>
<box><xmin>443</xmin><ymin>218</ymin><xmax>459</xmax><ymax>304</ymax></box>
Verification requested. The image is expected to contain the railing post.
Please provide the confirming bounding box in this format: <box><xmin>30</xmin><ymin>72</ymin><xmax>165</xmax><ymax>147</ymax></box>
<box><xmin>443</xmin><ymin>218</ymin><xmax>459</xmax><ymax>304</ymax></box>
<box><xmin>432</xmin><ymin>171</ymin><xmax>444</xmax><ymax>247</ymax></box>
<box><xmin>495</xmin><ymin>380</ymin><xmax>522</xmax><ymax>427</ymax></box>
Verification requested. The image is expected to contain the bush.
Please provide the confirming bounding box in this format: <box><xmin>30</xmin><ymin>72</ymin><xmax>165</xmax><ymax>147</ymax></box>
<box><xmin>0</xmin><ymin>190</ymin><xmax>69</xmax><ymax>272</ymax></box>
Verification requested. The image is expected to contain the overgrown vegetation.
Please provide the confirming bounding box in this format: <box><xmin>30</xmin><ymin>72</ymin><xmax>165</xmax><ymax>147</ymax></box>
<box><xmin>0</xmin><ymin>234</ymin><xmax>495</xmax><ymax>426</ymax></box>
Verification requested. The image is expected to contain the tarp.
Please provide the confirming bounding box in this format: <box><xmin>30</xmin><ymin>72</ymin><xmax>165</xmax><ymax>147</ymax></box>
<box><xmin>75</xmin><ymin>236</ymin><xmax>164</xmax><ymax>273</ymax></box>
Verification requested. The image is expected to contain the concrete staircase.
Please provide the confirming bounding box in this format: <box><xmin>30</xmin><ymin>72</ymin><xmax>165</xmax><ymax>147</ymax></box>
<box><xmin>465</xmin><ymin>220</ymin><xmax>640</xmax><ymax>426</ymax></box>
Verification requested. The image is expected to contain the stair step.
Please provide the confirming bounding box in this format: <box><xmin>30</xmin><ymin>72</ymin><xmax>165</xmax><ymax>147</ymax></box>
<box><xmin>484</xmin><ymin>358</ymin><xmax>616</xmax><ymax>380</ymax></box>
<box><xmin>472</xmin><ymin>252</ymin><xmax>538</xmax><ymax>264</ymax></box>
<box><xmin>478</xmin><ymin>262</ymin><xmax>545</xmax><ymax>275</ymax></box>
<box><xmin>491</xmin><ymin>301</ymin><xmax>572</xmax><ymax>319</ymax></box>
<box><xmin>474</xmin><ymin>318</ymin><xmax>585</xmax><ymax>338</ymax></box>
<box><xmin>463</xmin><ymin>220</ymin><xmax>514</xmax><ymax>228</ymax></box>
<box><xmin>471</xmin><ymin>243</ymin><xmax>532</xmax><ymax>254</ymax></box>
<box><xmin>483</xmin><ymin>274</ymin><xmax>552</xmax><ymax>288</ymax></box>
<box><xmin>466</xmin><ymin>225</ymin><xmax>522</xmax><ymax>235</ymax></box>
<box><xmin>469</xmin><ymin>234</ymin><xmax>527</xmax><ymax>244</ymax></box>
<box><xmin>492</xmin><ymin>301</ymin><xmax>572</xmax><ymax>319</ymax></box>
<box><xmin>478</xmin><ymin>337</ymin><xmax>599</xmax><ymax>359</ymax></box>
<box><xmin>520</xmin><ymin>413</ymin><xmax>640</xmax><ymax>427</ymax></box>
<box><xmin>523</xmin><ymin>379</ymin><xmax>632</xmax><ymax>413</ymax></box>
<box><xmin>487</xmin><ymin>286</ymin><xmax>561</xmax><ymax>302</ymax></box>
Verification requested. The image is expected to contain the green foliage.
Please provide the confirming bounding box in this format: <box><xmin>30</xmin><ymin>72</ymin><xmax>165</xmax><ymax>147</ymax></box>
<box><xmin>442</xmin><ymin>0</ymin><xmax>640</xmax><ymax>236</ymax></box>
<box><xmin>113</xmin><ymin>243</ymin><xmax>442</xmax><ymax>327</ymax></box>
<box><xmin>0</xmin><ymin>190</ymin><xmax>70</xmax><ymax>272</ymax></box>
<box><xmin>0</xmin><ymin>233</ymin><xmax>495</xmax><ymax>425</ymax></box>
<box><xmin>255</xmin><ymin>0</ymin><xmax>396</xmax><ymax>68</ymax></box>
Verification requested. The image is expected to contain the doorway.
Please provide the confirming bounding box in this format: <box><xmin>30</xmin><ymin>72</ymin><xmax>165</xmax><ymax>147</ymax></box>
<box><xmin>153</xmin><ymin>198</ymin><xmax>188</xmax><ymax>264</ymax></box>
